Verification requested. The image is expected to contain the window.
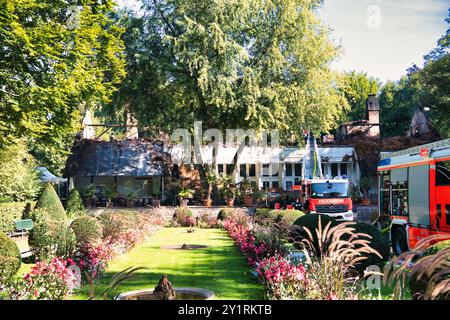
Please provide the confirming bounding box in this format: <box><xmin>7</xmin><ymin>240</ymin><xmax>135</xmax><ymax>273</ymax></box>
<box><xmin>340</xmin><ymin>163</ymin><xmax>347</xmax><ymax>176</ymax></box>
<box><xmin>285</xmin><ymin>181</ymin><xmax>293</xmax><ymax>191</ymax></box>
<box><xmin>285</xmin><ymin>163</ymin><xmax>293</xmax><ymax>177</ymax></box>
<box><xmin>262</xmin><ymin>164</ymin><xmax>270</xmax><ymax>177</ymax></box>
<box><xmin>218</xmin><ymin>165</ymin><xmax>224</xmax><ymax>174</ymax></box>
<box><xmin>331</xmin><ymin>163</ymin><xmax>338</xmax><ymax>177</ymax></box>
<box><xmin>226</xmin><ymin>164</ymin><xmax>235</xmax><ymax>175</ymax></box>
<box><xmin>436</xmin><ymin>161</ymin><xmax>450</xmax><ymax>186</ymax></box>
<box><xmin>272</xmin><ymin>181</ymin><xmax>279</xmax><ymax>189</ymax></box>
<box><xmin>239</xmin><ymin>164</ymin><xmax>246</xmax><ymax>177</ymax></box>
<box><xmin>294</xmin><ymin>163</ymin><xmax>302</xmax><ymax>176</ymax></box>
<box><xmin>271</xmin><ymin>164</ymin><xmax>279</xmax><ymax>177</ymax></box>
<box><xmin>263</xmin><ymin>181</ymin><xmax>270</xmax><ymax>189</ymax></box>
<box><xmin>249</xmin><ymin>164</ymin><xmax>256</xmax><ymax>177</ymax></box>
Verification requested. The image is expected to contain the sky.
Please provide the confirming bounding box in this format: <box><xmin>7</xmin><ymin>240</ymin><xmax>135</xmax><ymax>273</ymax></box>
<box><xmin>116</xmin><ymin>0</ymin><xmax>449</xmax><ymax>83</ymax></box>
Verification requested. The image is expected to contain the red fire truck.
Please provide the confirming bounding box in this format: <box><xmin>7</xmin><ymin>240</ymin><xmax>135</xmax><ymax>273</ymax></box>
<box><xmin>377</xmin><ymin>138</ymin><xmax>450</xmax><ymax>255</ymax></box>
<box><xmin>290</xmin><ymin>133</ymin><xmax>353</xmax><ymax>221</ymax></box>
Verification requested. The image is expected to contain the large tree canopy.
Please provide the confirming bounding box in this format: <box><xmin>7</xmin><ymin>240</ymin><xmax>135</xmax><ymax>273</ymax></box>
<box><xmin>108</xmin><ymin>0</ymin><xmax>348</xmax><ymax>142</ymax></box>
<box><xmin>0</xmin><ymin>0</ymin><xmax>126</xmax><ymax>173</ymax></box>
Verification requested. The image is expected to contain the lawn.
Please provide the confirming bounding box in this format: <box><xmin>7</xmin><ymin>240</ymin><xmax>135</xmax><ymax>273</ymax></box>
<box><xmin>72</xmin><ymin>228</ymin><xmax>265</xmax><ymax>300</ymax></box>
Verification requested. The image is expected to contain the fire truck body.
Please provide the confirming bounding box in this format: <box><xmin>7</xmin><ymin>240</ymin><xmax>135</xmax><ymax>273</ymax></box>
<box><xmin>377</xmin><ymin>139</ymin><xmax>450</xmax><ymax>255</ymax></box>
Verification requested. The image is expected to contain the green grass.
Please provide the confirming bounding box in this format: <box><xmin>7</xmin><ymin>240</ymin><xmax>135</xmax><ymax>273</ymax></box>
<box><xmin>73</xmin><ymin>228</ymin><xmax>264</xmax><ymax>300</ymax></box>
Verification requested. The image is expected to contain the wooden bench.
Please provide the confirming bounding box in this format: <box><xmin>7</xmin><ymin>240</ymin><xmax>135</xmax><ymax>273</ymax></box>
<box><xmin>11</xmin><ymin>219</ymin><xmax>33</xmax><ymax>238</ymax></box>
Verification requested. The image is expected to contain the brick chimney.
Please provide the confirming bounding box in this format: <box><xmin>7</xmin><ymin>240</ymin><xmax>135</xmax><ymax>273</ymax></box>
<box><xmin>366</xmin><ymin>95</ymin><xmax>380</xmax><ymax>137</ymax></box>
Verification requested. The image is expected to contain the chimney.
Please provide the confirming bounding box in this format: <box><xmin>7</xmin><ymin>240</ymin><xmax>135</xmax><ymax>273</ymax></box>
<box><xmin>366</xmin><ymin>95</ymin><xmax>380</xmax><ymax>137</ymax></box>
<box><xmin>82</xmin><ymin>109</ymin><xmax>95</xmax><ymax>139</ymax></box>
<box><xmin>126</xmin><ymin>112</ymin><xmax>139</xmax><ymax>139</ymax></box>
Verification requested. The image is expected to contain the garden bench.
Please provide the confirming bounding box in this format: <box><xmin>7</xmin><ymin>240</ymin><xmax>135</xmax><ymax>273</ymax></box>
<box><xmin>11</xmin><ymin>219</ymin><xmax>34</xmax><ymax>238</ymax></box>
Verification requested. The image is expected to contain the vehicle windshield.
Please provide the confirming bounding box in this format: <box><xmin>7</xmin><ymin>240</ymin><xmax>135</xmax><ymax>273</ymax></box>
<box><xmin>311</xmin><ymin>182</ymin><xmax>348</xmax><ymax>198</ymax></box>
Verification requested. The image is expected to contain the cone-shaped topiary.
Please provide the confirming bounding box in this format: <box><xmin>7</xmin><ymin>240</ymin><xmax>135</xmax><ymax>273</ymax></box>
<box><xmin>36</xmin><ymin>182</ymin><xmax>66</xmax><ymax>222</ymax></box>
<box><xmin>66</xmin><ymin>189</ymin><xmax>85</xmax><ymax>218</ymax></box>
<box><xmin>0</xmin><ymin>232</ymin><xmax>21</xmax><ymax>283</ymax></box>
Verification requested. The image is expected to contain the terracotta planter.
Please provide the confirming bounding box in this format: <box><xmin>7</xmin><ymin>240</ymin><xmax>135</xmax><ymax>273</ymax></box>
<box><xmin>243</xmin><ymin>195</ymin><xmax>253</xmax><ymax>207</ymax></box>
<box><xmin>203</xmin><ymin>199</ymin><xmax>212</xmax><ymax>207</ymax></box>
<box><xmin>226</xmin><ymin>198</ymin><xmax>234</xmax><ymax>207</ymax></box>
<box><xmin>361</xmin><ymin>198</ymin><xmax>370</xmax><ymax>206</ymax></box>
<box><xmin>151</xmin><ymin>199</ymin><xmax>161</xmax><ymax>208</ymax></box>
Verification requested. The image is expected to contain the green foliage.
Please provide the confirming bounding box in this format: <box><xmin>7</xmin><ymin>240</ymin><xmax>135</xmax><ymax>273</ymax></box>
<box><xmin>425</xmin><ymin>239</ymin><xmax>450</xmax><ymax>256</ymax></box>
<box><xmin>172</xmin><ymin>207</ymin><xmax>194</xmax><ymax>226</ymax></box>
<box><xmin>0</xmin><ymin>202</ymin><xmax>28</xmax><ymax>233</ymax></box>
<box><xmin>98</xmin><ymin>212</ymin><xmax>125</xmax><ymax>241</ymax></box>
<box><xmin>108</xmin><ymin>0</ymin><xmax>347</xmax><ymax>141</ymax></box>
<box><xmin>255</xmin><ymin>208</ymin><xmax>272</xmax><ymax>219</ymax></box>
<box><xmin>379</xmin><ymin>76</ymin><xmax>421</xmax><ymax>137</ymax></box>
<box><xmin>28</xmin><ymin>222</ymin><xmax>54</xmax><ymax>261</ymax></box>
<box><xmin>339</xmin><ymin>71</ymin><xmax>380</xmax><ymax>122</ymax></box>
<box><xmin>52</xmin><ymin>223</ymin><xmax>77</xmax><ymax>259</ymax></box>
<box><xmin>292</xmin><ymin>214</ymin><xmax>339</xmax><ymax>249</ymax></box>
<box><xmin>0</xmin><ymin>142</ymin><xmax>41</xmax><ymax>202</ymax></box>
<box><xmin>70</xmin><ymin>216</ymin><xmax>103</xmax><ymax>245</ymax></box>
<box><xmin>274</xmin><ymin>210</ymin><xmax>305</xmax><ymax>225</ymax></box>
<box><xmin>345</xmin><ymin>222</ymin><xmax>390</xmax><ymax>274</ymax></box>
<box><xmin>66</xmin><ymin>189</ymin><xmax>85</xmax><ymax>218</ymax></box>
<box><xmin>0</xmin><ymin>0</ymin><xmax>126</xmax><ymax>173</ymax></box>
<box><xmin>36</xmin><ymin>183</ymin><xmax>66</xmax><ymax>222</ymax></box>
<box><xmin>0</xmin><ymin>232</ymin><xmax>21</xmax><ymax>283</ymax></box>
<box><xmin>217</xmin><ymin>208</ymin><xmax>236</xmax><ymax>221</ymax></box>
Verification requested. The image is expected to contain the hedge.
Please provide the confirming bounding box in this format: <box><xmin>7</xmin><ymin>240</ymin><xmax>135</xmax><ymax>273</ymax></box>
<box><xmin>0</xmin><ymin>202</ymin><xmax>28</xmax><ymax>233</ymax></box>
<box><xmin>0</xmin><ymin>232</ymin><xmax>21</xmax><ymax>283</ymax></box>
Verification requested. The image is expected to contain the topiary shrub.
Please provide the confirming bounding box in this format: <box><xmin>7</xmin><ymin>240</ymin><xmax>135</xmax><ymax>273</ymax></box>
<box><xmin>279</xmin><ymin>210</ymin><xmax>305</xmax><ymax>225</ymax></box>
<box><xmin>66</xmin><ymin>189</ymin><xmax>85</xmax><ymax>218</ymax></box>
<box><xmin>28</xmin><ymin>222</ymin><xmax>54</xmax><ymax>261</ymax></box>
<box><xmin>36</xmin><ymin>183</ymin><xmax>66</xmax><ymax>222</ymax></box>
<box><xmin>291</xmin><ymin>214</ymin><xmax>339</xmax><ymax>248</ymax></box>
<box><xmin>53</xmin><ymin>223</ymin><xmax>77</xmax><ymax>259</ymax></box>
<box><xmin>27</xmin><ymin>208</ymin><xmax>50</xmax><ymax>224</ymax></box>
<box><xmin>70</xmin><ymin>216</ymin><xmax>103</xmax><ymax>245</ymax></box>
<box><xmin>173</xmin><ymin>207</ymin><xmax>195</xmax><ymax>227</ymax></box>
<box><xmin>217</xmin><ymin>208</ymin><xmax>235</xmax><ymax>221</ymax></box>
<box><xmin>0</xmin><ymin>202</ymin><xmax>28</xmax><ymax>233</ymax></box>
<box><xmin>345</xmin><ymin>222</ymin><xmax>390</xmax><ymax>274</ymax></box>
<box><xmin>0</xmin><ymin>232</ymin><xmax>21</xmax><ymax>283</ymax></box>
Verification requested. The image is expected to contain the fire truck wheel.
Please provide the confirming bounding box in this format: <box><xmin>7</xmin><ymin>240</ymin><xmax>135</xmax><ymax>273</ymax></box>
<box><xmin>392</xmin><ymin>228</ymin><xmax>408</xmax><ymax>256</ymax></box>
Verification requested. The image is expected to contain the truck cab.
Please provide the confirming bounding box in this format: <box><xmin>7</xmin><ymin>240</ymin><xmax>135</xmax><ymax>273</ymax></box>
<box><xmin>305</xmin><ymin>179</ymin><xmax>353</xmax><ymax>221</ymax></box>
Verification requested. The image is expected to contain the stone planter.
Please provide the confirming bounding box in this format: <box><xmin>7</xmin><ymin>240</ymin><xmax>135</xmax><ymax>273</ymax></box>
<box><xmin>180</xmin><ymin>198</ymin><xmax>189</xmax><ymax>207</ymax></box>
<box><xmin>126</xmin><ymin>199</ymin><xmax>135</xmax><ymax>208</ymax></box>
<box><xmin>106</xmin><ymin>200</ymin><xmax>113</xmax><ymax>209</ymax></box>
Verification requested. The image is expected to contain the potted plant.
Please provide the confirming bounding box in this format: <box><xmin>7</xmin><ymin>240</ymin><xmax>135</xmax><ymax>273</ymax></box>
<box><xmin>104</xmin><ymin>186</ymin><xmax>116</xmax><ymax>209</ymax></box>
<box><xmin>240</xmin><ymin>179</ymin><xmax>254</xmax><ymax>207</ymax></box>
<box><xmin>79</xmin><ymin>184</ymin><xmax>96</xmax><ymax>208</ymax></box>
<box><xmin>203</xmin><ymin>169</ymin><xmax>217</xmax><ymax>207</ymax></box>
<box><xmin>125</xmin><ymin>190</ymin><xmax>138</xmax><ymax>208</ymax></box>
<box><xmin>219</xmin><ymin>174</ymin><xmax>237</xmax><ymax>207</ymax></box>
<box><xmin>152</xmin><ymin>190</ymin><xmax>161</xmax><ymax>208</ymax></box>
<box><xmin>178</xmin><ymin>187</ymin><xmax>195</xmax><ymax>207</ymax></box>
<box><xmin>359</xmin><ymin>177</ymin><xmax>371</xmax><ymax>206</ymax></box>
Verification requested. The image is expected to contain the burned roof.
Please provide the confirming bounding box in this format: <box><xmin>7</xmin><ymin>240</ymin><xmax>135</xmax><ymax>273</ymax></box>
<box><xmin>64</xmin><ymin>139</ymin><xmax>172</xmax><ymax>177</ymax></box>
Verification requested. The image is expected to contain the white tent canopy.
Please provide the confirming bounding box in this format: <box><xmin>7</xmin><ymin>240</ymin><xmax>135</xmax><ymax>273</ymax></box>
<box><xmin>36</xmin><ymin>167</ymin><xmax>67</xmax><ymax>184</ymax></box>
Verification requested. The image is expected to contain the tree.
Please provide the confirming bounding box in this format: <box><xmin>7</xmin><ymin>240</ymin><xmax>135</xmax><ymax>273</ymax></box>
<box><xmin>107</xmin><ymin>0</ymin><xmax>348</xmax><ymax>142</ymax></box>
<box><xmin>0</xmin><ymin>141</ymin><xmax>41</xmax><ymax>202</ymax></box>
<box><xmin>36</xmin><ymin>183</ymin><xmax>66</xmax><ymax>222</ymax></box>
<box><xmin>66</xmin><ymin>188</ymin><xmax>85</xmax><ymax>218</ymax></box>
<box><xmin>0</xmin><ymin>0</ymin><xmax>126</xmax><ymax>173</ymax></box>
<box><xmin>379</xmin><ymin>74</ymin><xmax>422</xmax><ymax>137</ymax></box>
<box><xmin>338</xmin><ymin>71</ymin><xmax>380</xmax><ymax>122</ymax></box>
